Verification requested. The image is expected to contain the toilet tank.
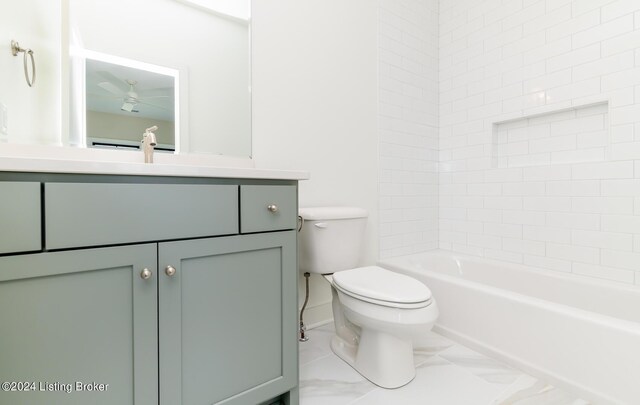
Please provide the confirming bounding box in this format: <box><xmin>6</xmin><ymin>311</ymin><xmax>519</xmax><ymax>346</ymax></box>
<box><xmin>298</xmin><ymin>207</ymin><xmax>368</xmax><ymax>274</ymax></box>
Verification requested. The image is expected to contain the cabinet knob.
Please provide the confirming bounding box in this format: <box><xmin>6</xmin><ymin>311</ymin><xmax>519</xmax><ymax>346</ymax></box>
<box><xmin>267</xmin><ymin>204</ymin><xmax>279</xmax><ymax>213</ymax></box>
<box><xmin>140</xmin><ymin>268</ymin><xmax>153</xmax><ymax>280</ymax></box>
<box><xmin>165</xmin><ymin>265</ymin><xmax>177</xmax><ymax>277</ymax></box>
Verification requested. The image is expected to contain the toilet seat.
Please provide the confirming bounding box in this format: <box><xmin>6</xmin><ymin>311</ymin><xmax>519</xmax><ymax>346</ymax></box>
<box><xmin>332</xmin><ymin>266</ymin><xmax>432</xmax><ymax>309</ymax></box>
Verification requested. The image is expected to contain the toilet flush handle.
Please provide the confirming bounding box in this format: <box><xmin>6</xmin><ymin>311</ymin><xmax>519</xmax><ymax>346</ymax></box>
<box><xmin>314</xmin><ymin>222</ymin><xmax>328</xmax><ymax>229</ymax></box>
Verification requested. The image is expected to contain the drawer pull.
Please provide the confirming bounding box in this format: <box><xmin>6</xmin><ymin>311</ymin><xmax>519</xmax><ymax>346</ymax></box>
<box><xmin>165</xmin><ymin>265</ymin><xmax>177</xmax><ymax>277</ymax></box>
<box><xmin>140</xmin><ymin>268</ymin><xmax>153</xmax><ymax>280</ymax></box>
<box><xmin>267</xmin><ymin>204</ymin><xmax>279</xmax><ymax>213</ymax></box>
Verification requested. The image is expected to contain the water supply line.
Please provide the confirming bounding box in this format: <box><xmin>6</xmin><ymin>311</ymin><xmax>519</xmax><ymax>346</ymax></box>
<box><xmin>299</xmin><ymin>272</ymin><xmax>311</xmax><ymax>342</ymax></box>
<box><xmin>297</xmin><ymin>214</ymin><xmax>311</xmax><ymax>342</ymax></box>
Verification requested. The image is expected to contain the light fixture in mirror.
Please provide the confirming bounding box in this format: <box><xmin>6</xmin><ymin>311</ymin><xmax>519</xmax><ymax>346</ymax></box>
<box><xmin>69</xmin><ymin>0</ymin><xmax>251</xmax><ymax>157</ymax></box>
<box><xmin>81</xmin><ymin>53</ymin><xmax>179</xmax><ymax>152</ymax></box>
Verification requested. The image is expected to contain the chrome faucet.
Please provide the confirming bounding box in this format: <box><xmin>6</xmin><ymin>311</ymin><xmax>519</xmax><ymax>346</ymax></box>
<box><xmin>141</xmin><ymin>126</ymin><xmax>158</xmax><ymax>163</ymax></box>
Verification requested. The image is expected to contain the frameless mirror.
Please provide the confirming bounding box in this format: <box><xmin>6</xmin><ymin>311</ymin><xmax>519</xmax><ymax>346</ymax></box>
<box><xmin>68</xmin><ymin>0</ymin><xmax>251</xmax><ymax>157</ymax></box>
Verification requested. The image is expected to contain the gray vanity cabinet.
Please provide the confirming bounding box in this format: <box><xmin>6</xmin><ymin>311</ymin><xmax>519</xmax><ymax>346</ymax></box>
<box><xmin>159</xmin><ymin>231</ymin><xmax>297</xmax><ymax>405</ymax></box>
<box><xmin>0</xmin><ymin>244</ymin><xmax>159</xmax><ymax>405</ymax></box>
<box><xmin>0</xmin><ymin>175</ymin><xmax>299</xmax><ymax>405</ymax></box>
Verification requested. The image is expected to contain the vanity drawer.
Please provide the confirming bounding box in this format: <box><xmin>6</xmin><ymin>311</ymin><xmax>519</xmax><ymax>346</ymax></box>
<box><xmin>0</xmin><ymin>182</ymin><xmax>41</xmax><ymax>254</ymax></box>
<box><xmin>240</xmin><ymin>185</ymin><xmax>297</xmax><ymax>233</ymax></box>
<box><xmin>45</xmin><ymin>183</ymin><xmax>238</xmax><ymax>249</ymax></box>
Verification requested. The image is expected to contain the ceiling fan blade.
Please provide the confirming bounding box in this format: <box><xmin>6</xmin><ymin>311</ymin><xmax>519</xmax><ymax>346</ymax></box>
<box><xmin>95</xmin><ymin>71</ymin><xmax>129</xmax><ymax>91</ymax></box>
<box><xmin>97</xmin><ymin>81</ymin><xmax>125</xmax><ymax>95</ymax></box>
<box><xmin>87</xmin><ymin>93</ymin><xmax>121</xmax><ymax>100</ymax></box>
<box><xmin>95</xmin><ymin>70</ymin><xmax>127</xmax><ymax>84</ymax></box>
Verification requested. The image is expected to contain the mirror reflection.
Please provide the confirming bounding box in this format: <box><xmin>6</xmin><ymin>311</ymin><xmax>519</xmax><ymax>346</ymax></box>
<box><xmin>68</xmin><ymin>0</ymin><xmax>251</xmax><ymax>157</ymax></box>
<box><xmin>85</xmin><ymin>57</ymin><xmax>177</xmax><ymax>152</ymax></box>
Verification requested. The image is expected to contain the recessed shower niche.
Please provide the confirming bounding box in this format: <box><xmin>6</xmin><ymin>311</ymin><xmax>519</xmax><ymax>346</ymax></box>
<box><xmin>492</xmin><ymin>102</ymin><xmax>609</xmax><ymax>168</ymax></box>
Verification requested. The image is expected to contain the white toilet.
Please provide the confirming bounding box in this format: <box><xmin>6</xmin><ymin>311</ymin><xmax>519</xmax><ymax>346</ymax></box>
<box><xmin>298</xmin><ymin>207</ymin><xmax>438</xmax><ymax>389</ymax></box>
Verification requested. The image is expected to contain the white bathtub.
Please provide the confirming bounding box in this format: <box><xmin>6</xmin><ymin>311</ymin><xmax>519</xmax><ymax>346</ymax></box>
<box><xmin>378</xmin><ymin>250</ymin><xmax>640</xmax><ymax>405</ymax></box>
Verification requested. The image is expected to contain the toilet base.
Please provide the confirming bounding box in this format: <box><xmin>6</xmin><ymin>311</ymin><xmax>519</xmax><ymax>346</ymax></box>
<box><xmin>330</xmin><ymin>328</ymin><xmax>416</xmax><ymax>389</ymax></box>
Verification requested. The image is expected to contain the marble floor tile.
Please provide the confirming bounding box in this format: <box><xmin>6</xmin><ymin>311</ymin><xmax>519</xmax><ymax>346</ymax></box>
<box><xmin>299</xmin><ymin>323</ymin><xmax>334</xmax><ymax>366</ymax></box>
<box><xmin>299</xmin><ymin>352</ymin><xmax>377</xmax><ymax>405</ymax></box>
<box><xmin>413</xmin><ymin>330</ymin><xmax>456</xmax><ymax>366</ymax></box>
<box><xmin>298</xmin><ymin>324</ymin><xmax>590</xmax><ymax>405</ymax></box>
<box><xmin>490</xmin><ymin>375</ymin><xmax>590</xmax><ymax>405</ymax></box>
<box><xmin>351</xmin><ymin>355</ymin><xmax>506</xmax><ymax>405</ymax></box>
<box><xmin>438</xmin><ymin>343</ymin><xmax>524</xmax><ymax>385</ymax></box>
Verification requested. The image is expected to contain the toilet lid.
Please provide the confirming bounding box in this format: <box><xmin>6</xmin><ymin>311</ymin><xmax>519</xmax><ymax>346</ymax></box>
<box><xmin>332</xmin><ymin>266</ymin><xmax>432</xmax><ymax>306</ymax></box>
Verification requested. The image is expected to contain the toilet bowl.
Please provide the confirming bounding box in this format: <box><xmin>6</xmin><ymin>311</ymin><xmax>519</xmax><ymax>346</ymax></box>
<box><xmin>298</xmin><ymin>207</ymin><xmax>439</xmax><ymax>388</ymax></box>
<box><xmin>328</xmin><ymin>267</ymin><xmax>438</xmax><ymax>388</ymax></box>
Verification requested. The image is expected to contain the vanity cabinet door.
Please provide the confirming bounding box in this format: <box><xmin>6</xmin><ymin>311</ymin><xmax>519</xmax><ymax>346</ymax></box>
<box><xmin>0</xmin><ymin>244</ymin><xmax>158</xmax><ymax>405</ymax></box>
<box><xmin>159</xmin><ymin>231</ymin><xmax>297</xmax><ymax>405</ymax></box>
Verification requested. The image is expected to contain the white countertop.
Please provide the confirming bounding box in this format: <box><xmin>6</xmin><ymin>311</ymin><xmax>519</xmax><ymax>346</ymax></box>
<box><xmin>0</xmin><ymin>145</ymin><xmax>309</xmax><ymax>180</ymax></box>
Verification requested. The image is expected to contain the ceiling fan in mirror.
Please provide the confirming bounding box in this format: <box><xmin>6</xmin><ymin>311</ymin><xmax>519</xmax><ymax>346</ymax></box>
<box><xmin>90</xmin><ymin>71</ymin><xmax>171</xmax><ymax>114</ymax></box>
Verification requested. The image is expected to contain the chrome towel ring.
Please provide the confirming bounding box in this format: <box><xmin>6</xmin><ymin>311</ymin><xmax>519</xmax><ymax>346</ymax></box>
<box><xmin>11</xmin><ymin>40</ymin><xmax>36</xmax><ymax>87</ymax></box>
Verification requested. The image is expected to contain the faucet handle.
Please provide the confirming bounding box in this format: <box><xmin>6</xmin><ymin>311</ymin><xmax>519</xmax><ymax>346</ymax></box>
<box><xmin>143</xmin><ymin>126</ymin><xmax>158</xmax><ymax>146</ymax></box>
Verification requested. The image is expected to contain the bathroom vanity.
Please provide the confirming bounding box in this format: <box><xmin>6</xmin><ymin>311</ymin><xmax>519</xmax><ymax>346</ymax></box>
<box><xmin>0</xmin><ymin>161</ymin><xmax>304</xmax><ymax>405</ymax></box>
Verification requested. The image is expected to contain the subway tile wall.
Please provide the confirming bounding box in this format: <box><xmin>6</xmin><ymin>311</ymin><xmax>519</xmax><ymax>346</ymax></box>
<box><xmin>378</xmin><ymin>0</ymin><xmax>440</xmax><ymax>258</ymax></box>
<box><xmin>439</xmin><ymin>0</ymin><xmax>640</xmax><ymax>285</ymax></box>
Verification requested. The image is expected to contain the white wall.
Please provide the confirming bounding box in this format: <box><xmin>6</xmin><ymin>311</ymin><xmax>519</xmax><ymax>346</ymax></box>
<box><xmin>0</xmin><ymin>0</ymin><xmax>62</xmax><ymax>145</ymax></box>
<box><xmin>378</xmin><ymin>0</ymin><xmax>439</xmax><ymax>259</ymax></box>
<box><xmin>439</xmin><ymin>0</ymin><xmax>640</xmax><ymax>285</ymax></box>
<box><xmin>87</xmin><ymin>111</ymin><xmax>174</xmax><ymax>145</ymax></box>
<box><xmin>252</xmin><ymin>0</ymin><xmax>379</xmax><ymax>325</ymax></box>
